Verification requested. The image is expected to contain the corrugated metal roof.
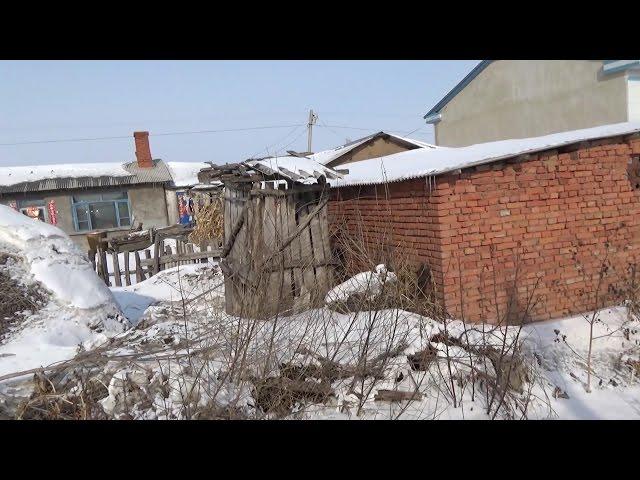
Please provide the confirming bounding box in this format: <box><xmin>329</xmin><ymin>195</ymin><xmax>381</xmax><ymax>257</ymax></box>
<box><xmin>0</xmin><ymin>159</ymin><xmax>173</xmax><ymax>195</ymax></box>
<box><xmin>332</xmin><ymin>121</ymin><xmax>640</xmax><ymax>188</ymax></box>
<box><xmin>246</xmin><ymin>156</ymin><xmax>344</xmax><ymax>184</ymax></box>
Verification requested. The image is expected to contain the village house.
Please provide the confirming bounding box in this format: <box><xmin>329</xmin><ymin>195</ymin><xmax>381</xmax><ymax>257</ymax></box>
<box><xmin>329</xmin><ymin>122</ymin><xmax>640</xmax><ymax>323</ymax></box>
<box><xmin>425</xmin><ymin>60</ymin><xmax>640</xmax><ymax>147</ymax></box>
<box><xmin>310</xmin><ymin>131</ymin><xmax>437</xmax><ymax>168</ymax></box>
<box><xmin>0</xmin><ymin>131</ymin><xmax>213</xmax><ymax>250</ymax></box>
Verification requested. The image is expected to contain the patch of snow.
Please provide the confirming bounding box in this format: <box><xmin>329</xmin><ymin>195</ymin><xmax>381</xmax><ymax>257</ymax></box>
<box><xmin>325</xmin><ymin>264</ymin><xmax>397</xmax><ymax>304</ymax></box>
<box><xmin>166</xmin><ymin>161</ymin><xmax>218</xmax><ymax>188</ymax></box>
<box><xmin>111</xmin><ymin>262</ymin><xmax>223</xmax><ymax>324</ymax></box>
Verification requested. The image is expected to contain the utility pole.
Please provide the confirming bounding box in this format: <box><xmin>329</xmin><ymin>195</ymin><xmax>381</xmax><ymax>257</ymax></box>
<box><xmin>307</xmin><ymin>109</ymin><xmax>317</xmax><ymax>153</ymax></box>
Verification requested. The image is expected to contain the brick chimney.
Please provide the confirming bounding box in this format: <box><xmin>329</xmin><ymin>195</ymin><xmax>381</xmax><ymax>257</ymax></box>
<box><xmin>133</xmin><ymin>131</ymin><xmax>153</xmax><ymax>168</ymax></box>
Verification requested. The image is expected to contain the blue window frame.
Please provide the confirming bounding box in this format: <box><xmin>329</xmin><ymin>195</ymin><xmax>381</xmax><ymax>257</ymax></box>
<box><xmin>71</xmin><ymin>191</ymin><xmax>131</xmax><ymax>232</ymax></box>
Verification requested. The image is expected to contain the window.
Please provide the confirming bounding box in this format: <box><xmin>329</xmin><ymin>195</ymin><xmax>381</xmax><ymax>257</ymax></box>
<box><xmin>16</xmin><ymin>198</ymin><xmax>47</xmax><ymax>222</ymax></box>
<box><xmin>72</xmin><ymin>191</ymin><xmax>131</xmax><ymax>232</ymax></box>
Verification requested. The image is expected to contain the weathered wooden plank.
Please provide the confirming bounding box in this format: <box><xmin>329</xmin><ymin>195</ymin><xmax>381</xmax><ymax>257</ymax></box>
<box><xmin>99</xmin><ymin>247</ymin><xmax>109</xmax><ymax>286</ymax></box>
<box><xmin>297</xmin><ymin>201</ymin><xmax>318</xmax><ymax>303</ymax></box>
<box><xmin>276</xmin><ymin>195</ymin><xmax>293</xmax><ymax>311</ymax></box>
<box><xmin>123</xmin><ymin>252</ymin><xmax>131</xmax><ymax>287</ymax></box>
<box><xmin>139</xmin><ymin>249</ymin><xmax>222</xmax><ymax>267</ymax></box>
<box><xmin>234</xmin><ymin>186</ymin><xmax>251</xmax><ymax>315</ymax></box>
<box><xmin>374</xmin><ymin>389</ymin><xmax>422</xmax><ymax>402</ymax></box>
<box><xmin>88</xmin><ymin>250</ymin><xmax>96</xmax><ymax>272</ymax></box>
<box><xmin>176</xmin><ymin>240</ymin><xmax>183</xmax><ymax>267</ymax></box>
<box><xmin>185</xmin><ymin>243</ymin><xmax>194</xmax><ymax>264</ymax></box>
<box><xmin>317</xmin><ymin>197</ymin><xmax>334</xmax><ymax>291</ymax></box>
<box><xmin>262</xmin><ymin>186</ymin><xmax>282</xmax><ymax>316</ymax></box>
<box><xmin>143</xmin><ymin>249</ymin><xmax>152</xmax><ymax>277</ymax></box>
<box><xmin>164</xmin><ymin>245</ymin><xmax>174</xmax><ymax>269</ymax></box>
<box><xmin>112</xmin><ymin>251</ymin><xmax>122</xmax><ymax>287</ymax></box>
<box><xmin>134</xmin><ymin>251</ymin><xmax>144</xmax><ymax>282</ymax></box>
<box><xmin>153</xmin><ymin>236</ymin><xmax>161</xmax><ymax>275</ymax></box>
<box><xmin>249</xmin><ymin>184</ymin><xmax>326</xmax><ymax>197</ymax></box>
<box><xmin>285</xmin><ymin>194</ymin><xmax>304</xmax><ymax>307</ymax></box>
<box><xmin>309</xmin><ymin>197</ymin><xmax>329</xmax><ymax>300</ymax></box>
<box><xmin>263</xmin><ymin>259</ymin><xmax>339</xmax><ymax>273</ymax></box>
<box><xmin>224</xmin><ymin>187</ymin><xmax>237</xmax><ymax>315</ymax></box>
<box><xmin>245</xmin><ymin>189</ymin><xmax>263</xmax><ymax>316</ymax></box>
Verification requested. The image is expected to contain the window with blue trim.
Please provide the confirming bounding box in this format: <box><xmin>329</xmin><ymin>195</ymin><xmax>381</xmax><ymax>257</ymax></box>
<box><xmin>72</xmin><ymin>191</ymin><xmax>131</xmax><ymax>231</ymax></box>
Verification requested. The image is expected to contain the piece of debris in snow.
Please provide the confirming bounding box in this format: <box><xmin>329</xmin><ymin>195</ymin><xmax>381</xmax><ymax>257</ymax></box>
<box><xmin>325</xmin><ymin>264</ymin><xmax>397</xmax><ymax>310</ymax></box>
<box><xmin>374</xmin><ymin>389</ymin><xmax>422</xmax><ymax>402</ymax></box>
<box><xmin>553</xmin><ymin>386</ymin><xmax>570</xmax><ymax>399</ymax></box>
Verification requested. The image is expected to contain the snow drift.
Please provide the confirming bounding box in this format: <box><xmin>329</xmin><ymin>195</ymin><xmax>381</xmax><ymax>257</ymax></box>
<box><xmin>0</xmin><ymin>205</ymin><xmax>129</xmax><ymax>378</ymax></box>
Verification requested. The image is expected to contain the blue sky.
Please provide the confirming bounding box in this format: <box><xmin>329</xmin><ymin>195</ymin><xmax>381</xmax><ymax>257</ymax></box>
<box><xmin>0</xmin><ymin>60</ymin><xmax>479</xmax><ymax>167</ymax></box>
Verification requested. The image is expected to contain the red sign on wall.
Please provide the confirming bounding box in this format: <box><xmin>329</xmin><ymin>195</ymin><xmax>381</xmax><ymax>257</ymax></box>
<box><xmin>47</xmin><ymin>200</ymin><xmax>58</xmax><ymax>225</ymax></box>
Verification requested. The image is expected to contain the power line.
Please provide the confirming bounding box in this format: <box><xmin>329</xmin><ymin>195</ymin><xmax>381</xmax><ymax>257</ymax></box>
<box><xmin>0</xmin><ymin>124</ymin><xmax>305</xmax><ymax>147</ymax></box>
<box><xmin>246</xmin><ymin>124</ymin><xmax>305</xmax><ymax>159</ymax></box>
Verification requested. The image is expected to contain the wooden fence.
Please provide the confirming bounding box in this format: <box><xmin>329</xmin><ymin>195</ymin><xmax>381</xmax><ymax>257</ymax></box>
<box><xmin>88</xmin><ymin>224</ymin><xmax>221</xmax><ymax>287</ymax></box>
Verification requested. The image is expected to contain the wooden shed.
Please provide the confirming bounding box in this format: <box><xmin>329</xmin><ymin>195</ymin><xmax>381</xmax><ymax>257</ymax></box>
<box><xmin>198</xmin><ymin>156</ymin><xmax>345</xmax><ymax>318</ymax></box>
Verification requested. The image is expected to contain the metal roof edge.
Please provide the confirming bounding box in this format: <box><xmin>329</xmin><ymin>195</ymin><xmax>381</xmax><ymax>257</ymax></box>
<box><xmin>423</xmin><ymin>60</ymin><xmax>493</xmax><ymax>119</ymax></box>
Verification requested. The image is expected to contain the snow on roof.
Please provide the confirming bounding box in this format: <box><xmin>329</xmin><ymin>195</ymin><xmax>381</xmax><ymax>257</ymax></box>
<box><xmin>245</xmin><ymin>155</ymin><xmax>344</xmax><ymax>184</ymax></box>
<box><xmin>166</xmin><ymin>161</ymin><xmax>220</xmax><ymax>188</ymax></box>
<box><xmin>0</xmin><ymin>160</ymin><xmax>173</xmax><ymax>194</ymax></box>
<box><xmin>309</xmin><ymin>132</ymin><xmax>437</xmax><ymax>166</ymax></box>
<box><xmin>0</xmin><ymin>162</ymin><xmax>131</xmax><ymax>187</ymax></box>
<box><xmin>332</xmin><ymin>122</ymin><xmax>640</xmax><ymax>188</ymax></box>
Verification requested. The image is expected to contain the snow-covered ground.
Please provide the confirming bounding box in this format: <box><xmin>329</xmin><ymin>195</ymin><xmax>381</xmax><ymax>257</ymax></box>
<box><xmin>1</xmin><ymin>214</ymin><xmax>638</xmax><ymax>419</ymax></box>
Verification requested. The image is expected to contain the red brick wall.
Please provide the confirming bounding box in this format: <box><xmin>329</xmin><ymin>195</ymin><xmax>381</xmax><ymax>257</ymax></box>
<box><xmin>329</xmin><ymin>179</ymin><xmax>445</xmax><ymax>299</ymax></box>
<box><xmin>329</xmin><ymin>134</ymin><xmax>640</xmax><ymax>322</ymax></box>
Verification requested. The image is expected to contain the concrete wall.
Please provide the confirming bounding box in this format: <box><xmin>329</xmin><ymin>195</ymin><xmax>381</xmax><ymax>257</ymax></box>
<box><xmin>330</xmin><ymin>134</ymin><xmax>640</xmax><ymax>323</ymax></box>
<box><xmin>1</xmin><ymin>184</ymin><xmax>169</xmax><ymax>251</ymax></box>
<box><xmin>327</xmin><ymin>137</ymin><xmax>418</xmax><ymax>168</ymax></box>
<box><xmin>435</xmin><ymin>61</ymin><xmax>630</xmax><ymax>147</ymax></box>
<box><xmin>165</xmin><ymin>189</ymin><xmax>180</xmax><ymax>225</ymax></box>
<box><xmin>127</xmin><ymin>184</ymin><xmax>168</xmax><ymax>230</ymax></box>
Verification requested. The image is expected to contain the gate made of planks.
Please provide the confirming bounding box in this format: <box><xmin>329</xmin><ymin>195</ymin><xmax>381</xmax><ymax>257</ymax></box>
<box><xmin>220</xmin><ymin>182</ymin><xmax>335</xmax><ymax>318</ymax></box>
<box><xmin>88</xmin><ymin>224</ymin><xmax>221</xmax><ymax>287</ymax></box>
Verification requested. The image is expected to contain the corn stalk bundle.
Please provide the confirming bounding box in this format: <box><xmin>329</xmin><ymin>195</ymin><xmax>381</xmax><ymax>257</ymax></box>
<box><xmin>189</xmin><ymin>195</ymin><xmax>224</xmax><ymax>244</ymax></box>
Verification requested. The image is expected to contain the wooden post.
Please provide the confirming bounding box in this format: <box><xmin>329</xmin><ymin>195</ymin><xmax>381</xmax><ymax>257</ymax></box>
<box><xmin>144</xmin><ymin>249</ymin><xmax>152</xmax><ymax>277</ymax></box>
<box><xmin>199</xmin><ymin>242</ymin><xmax>207</xmax><ymax>263</ymax></box>
<box><xmin>134</xmin><ymin>251</ymin><xmax>144</xmax><ymax>282</ymax></box>
<box><xmin>123</xmin><ymin>252</ymin><xmax>131</xmax><ymax>286</ymax></box>
<box><xmin>186</xmin><ymin>243</ymin><xmax>194</xmax><ymax>263</ymax></box>
<box><xmin>99</xmin><ymin>244</ymin><xmax>109</xmax><ymax>286</ymax></box>
<box><xmin>112</xmin><ymin>251</ymin><xmax>122</xmax><ymax>287</ymax></box>
<box><xmin>153</xmin><ymin>236</ymin><xmax>161</xmax><ymax>274</ymax></box>
<box><xmin>88</xmin><ymin>250</ymin><xmax>96</xmax><ymax>272</ymax></box>
<box><xmin>164</xmin><ymin>245</ymin><xmax>173</xmax><ymax>269</ymax></box>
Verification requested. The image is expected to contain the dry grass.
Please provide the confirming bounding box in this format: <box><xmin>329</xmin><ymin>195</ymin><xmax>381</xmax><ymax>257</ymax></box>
<box><xmin>0</xmin><ymin>252</ymin><xmax>48</xmax><ymax>342</ymax></box>
<box><xmin>189</xmin><ymin>195</ymin><xmax>224</xmax><ymax>244</ymax></box>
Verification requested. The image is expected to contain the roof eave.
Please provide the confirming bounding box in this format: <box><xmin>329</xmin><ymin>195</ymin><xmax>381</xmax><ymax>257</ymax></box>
<box><xmin>423</xmin><ymin>60</ymin><xmax>493</xmax><ymax>119</ymax></box>
<box><xmin>602</xmin><ymin>60</ymin><xmax>640</xmax><ymax>75</ymax></box>
<box><xmin>424</xmin><ymin>113</ymin><xmax>442</xmax><ymax>125</ymax></box>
